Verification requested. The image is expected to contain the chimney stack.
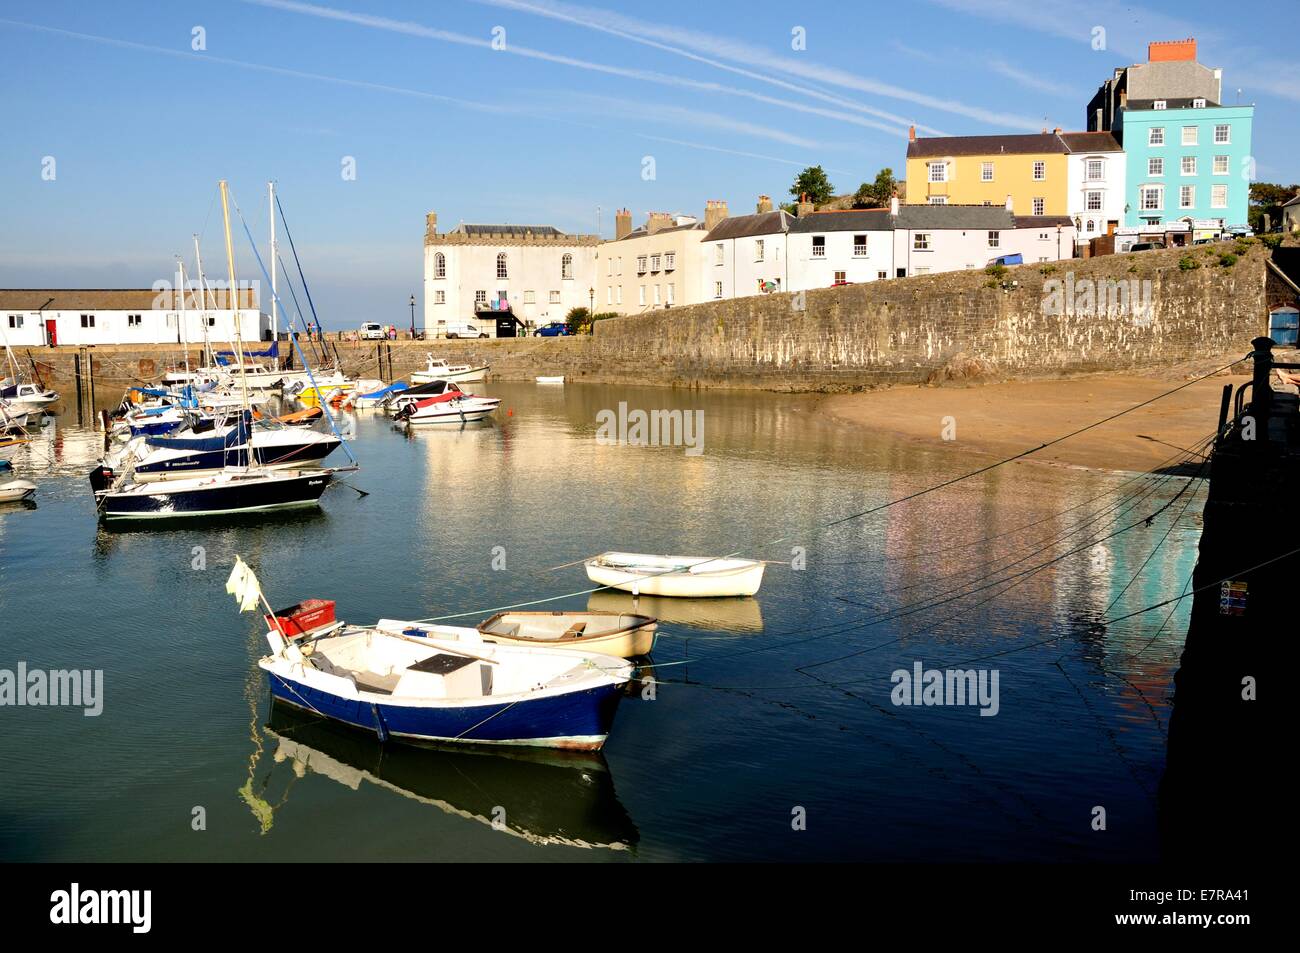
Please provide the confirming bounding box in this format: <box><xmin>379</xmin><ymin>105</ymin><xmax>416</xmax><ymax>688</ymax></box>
<box><xmin>615</xmin><ymin>207</ymin><xmax>632</xmax><ymax>240</ymax></box>
<box><xmin>646</xmin><ymin>211</ymin><xmax>673</xmax><ymax>235</ymax></box>
<box><xmin>796</xmin><ymin>191</ymin><xmax>814</xmax><ymax>218</ymax></box>
<box><xmin>756</xmin><ymin>194</ymin><xmax>773</xmax><ymax>214</ymax></box>
<box><xmin>1148</xmin><ymin>38</ymin><xmax>1197</xmax><ymax>63</ymax></box>
<box><xmin>1053</xmin><ymin>127</ymin><xmax>1062</xmax><ymax>134</ymax></box>
<box><xmin>704</xmin><ymin>199</ymin><xmax>729</xmax><ymax>232</ymax></box>
<box><xmin>908</xmin><ymin>124</ymin><xmax>916</xmax><ymax>142</ymax></box>
<box><xmin>889</xmin><ymin>195</ymin><xmax>899</xmax><ymax>217</ymax></box>
<box><xmin>1005</xmin><ymin>195</ymin><xmax>1014</xmax><ymax>213</ymax></box>
<box><xmin>426</xmin><ymin>211</ymin><xmax>438</xmax><ymax>235</ymax></box>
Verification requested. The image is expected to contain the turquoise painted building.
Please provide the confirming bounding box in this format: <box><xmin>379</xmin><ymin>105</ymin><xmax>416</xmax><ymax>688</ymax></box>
<box><xmin>1116</xmin><ymin>102</ymin><xmax>1254</xmax><ymax>229</ymax></box>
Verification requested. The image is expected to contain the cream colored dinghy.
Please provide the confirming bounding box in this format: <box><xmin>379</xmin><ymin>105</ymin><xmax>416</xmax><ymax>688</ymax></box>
<box><xmin>585</xmin><ymin>552</ymin><xmax>765</xmax><ymax>598</ymax></box>
<box><xmin>477</xmin><ymin>611</ymin><xmax>657</xmax><ymax>658</ymax></box>
<box><xmin>0</xmin><ymin>479</ymin><xmax>37</xmax><ymax>503</ymax></box>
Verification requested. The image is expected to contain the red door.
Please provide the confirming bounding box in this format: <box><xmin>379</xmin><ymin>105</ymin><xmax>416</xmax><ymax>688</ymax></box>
<box><xmin>45</xmin><ymin>319</ymin><xmax>57</xmax><ymax>346</ymax></box>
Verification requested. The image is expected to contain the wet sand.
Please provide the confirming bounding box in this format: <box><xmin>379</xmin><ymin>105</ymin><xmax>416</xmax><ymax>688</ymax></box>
<box><xmin>819</xmin><ymin>364</ymin><xmax>1250</xmax><ymax>473</ymax></box>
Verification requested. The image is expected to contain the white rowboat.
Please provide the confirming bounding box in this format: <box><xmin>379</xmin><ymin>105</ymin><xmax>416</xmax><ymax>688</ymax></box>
<box><xmin>0</xmin><ymin>479</ymin><xmax>37</xmax><ymax>503</ymax></box>
<box><xmin>585</xmin><ymin>551</ymin><xmax>765</xmax><ymax>598</ymax></box>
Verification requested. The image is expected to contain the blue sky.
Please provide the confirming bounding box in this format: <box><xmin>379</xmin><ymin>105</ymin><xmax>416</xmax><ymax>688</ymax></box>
<box><xmin>1</xmin><ymin>0</ymin><xmax>1295</xmax><ymax>327</ymax></box>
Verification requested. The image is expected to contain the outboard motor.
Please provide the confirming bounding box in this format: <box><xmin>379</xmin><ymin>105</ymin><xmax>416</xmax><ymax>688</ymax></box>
<box><xmin>89</xmin><ymin>465</ymin><xmax>115</xmax><ymax>495</ymax></box>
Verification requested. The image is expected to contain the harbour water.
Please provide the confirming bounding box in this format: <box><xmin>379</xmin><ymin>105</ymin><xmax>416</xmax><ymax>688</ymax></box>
<box><xmin>0</xmin><ymin>382</ymin><xmax>1201</xmax><ymax>861</ymax></box>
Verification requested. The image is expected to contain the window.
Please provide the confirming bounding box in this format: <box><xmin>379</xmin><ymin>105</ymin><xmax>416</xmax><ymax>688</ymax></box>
<box><xmin>80</xmin><ymin>314</ymin><xmax>95</xmax><ymax>328</ymax></box>
<box><xmin>1086</xmin><ymin>190</ymin><xmax>1103</xmax><ymax>211</ymax></box>
<box><xmin>617</xmin><ymin>257</ymin><xmax>623</xmax><ymax>276</ymax></box>
<box><xmin>1148</xmin><ymin>127</ymin><xmax>1165</xmax><ymax>146</ymax></box>
<box><xmin>1032</xmin><ymin>197</ymin><xmax>1045</xmax><ymax>215</ymax></box>
<box><xmin>928</xmin><ymin>196</ymin><xmax>947</xmax><ymax>205</ymax></box>
<box><xmin>1182</xmin><ymin>126</ymin><xmax>1198</xmax><ymax>146</ymax></box>
<box><xmin>523</xmin><ymin>290</ymin><xmax>536</xmax><ymax>304</ymax></box>
<box><xmin>1140</xmin><ymin>185</ymin><xmax>1164</xmax><ymax>210</ymax></box>
<box><xmin>714</xmin><ymin>244</ymin><xmax>724</xmax><ymax>266</ymax></box>
<box><xmin>474</xmin><ymin>290</ymin><xmax>487</xmax><ymax>306</ymax></box>
<box><xmin>207</xmin><ymin>317</ymin><xmax>216</xmax><ymax>327</ymax></box>
<box><xmin>1182</xmin><ymin>155</ymin><xmax>1197</xmax><ymax>176</ymax></box>
<box><xmin>1193</xmin><ymin>98</ymin><xmax>1206</xmax><ymax>108</ymax></box>
<box><xmin>635</xmin><ymin>255</ymin><xmax>647</xmax><ymax>274</ymax></box>
<box><xmin>988</xmin><ymin>231</ymin><xmax>1000</xmax><ymax>248</ymax></box>
<box><xmin>1086</xmin><ymin>159</ymin><xmax>1104</xmax><ymax>181</ymax></box>
<box><xmin>606</xmin><ymin>287</ymin><xmax>612</xmax><ymax>305</ymax></box>
<box><xmin>913</xmin><ymin>233</ymin><xmax>931</xmax><ymax>251</ymax></box>
<box><xmin>853</xmin><ymin>234</ymin><xmax>867</xmax><ymax>256</ymax></box>
<box><xmin>653</xmin><ymin>284</ymin><xmax>661</xmax><ymax>305</ymax></box>
<box><xmin>978</xmin><ymin>161</ymin><xmax>994</xmax><ymax>182</ymax></box>
<box><xmin>1180</xmin><ymin>185</ymin><xmax>1195</xmax><ymax>209</ymax></box>
<box><xmin>928</xmin><ymin>161</ymin><xmax>947</xmax><ymax>183</ymax></box>
<box><xmin>127</xmin><ymin>313</ymin><xmax>142</xmax><ymax>327</ymax></box>
<box><xmin>754</xmin><ymin>240</ymin><xmax>764</xmax><ymax>262</ymax></box>
<box><xmin>7</xmin><ymin>315</ymin><xmax>23</xmax><ymax>329</ymax></box>
<box><xmin>435</xmin><ymin>290</ymin><xmax>446</xmax><ymax>304</ymax></box>
<box><xmin>607</xmin><ymin>258</ymin><xmax>612</xmax><ymax>277</ymax></box>
<box><xmin>434</xmin><ymin>252</ymin><xmax>446</xmax><ymax>279</ymax></box>
<box><xmin>1154</xmin><ymin>99</ymin><xmax>1167</xmax><ymax>110</ymax></box>
<box><xmin>638</xmin><ymin>286</ymin><xmax>646</xmax><ymax>306</ymax></box>
<box><xmin>549</xmin><ymin>290</ymin><xmax>561</xmax><ymax>304</ymax></box>
<box><xmin>1038</xmin><ymin>232</ymin><xmax>1050</xmax><ymax>240</ymax></box>
<box><xmin>561</xmin><ymin>253</ymin><xmax>573</xmax><ymax>279</ymax></box>
<box><xmin>713</xmin><ymin>281</ymin><xmax>723</xmax><ymax>299</ymax></box>
<box><xmin>650</xmin><ymin>254</ymin><xmax>662</xmax><ymax>272</ymax></box>
<box><xmin>665</xmin><ymin>252</ymin><xmax>675</xmax><ymax>271</ymax></box>
<box><xmin>1213</xmin><ymin>154</ymin><xmax>1230</xmax><ymax>174</ymax></box>
<box><xmin>1212</xmin><ymin>184</ymin><xmax>1228</xmax><ymax>208</ymax></box>
<box><xmin>1214</xmin><ymin>124</ymin><xmax>1230</xmax><ymax>144</ymax></box>
<box><xmin>1086</xmin><ymin>219</ymin><xmax>1095</xmax><ymax>233</ymax></box>
<box><xmin>834</xmin><ymin>271</ymin><xmax>846</xmax><ymax>283</ymax></box>
<box><xmin>616</xmin><ymin>286</ymin><xmax>622</xmax><ymax>305</ymax></box>
<box><xmin>667</xmin><ymin>283</ymin><xmax>675</xmax><ymax>304</ymax></box>
<box><xmin>1148</xmin><ymin>157</ymin><xmax>1164</xmax><ymax>176</ymax></box>
<box><xmin>877</xmin><ymin>271</ymin><xmax>888</xmax><ymax>281</ymax></box>
<box><xmin>496</xmin><ymin>253</ymin><xmax>508</xmax><ymax>279</ymax></box>
<box><xmin>1032</xmin><ymin>160</ymin><xmax>1046</xmax><ymax>181</ymax></box>
<box><xmin>811</xmin><ymin>236</ymin><xmax>825</xmax><ymax>257</ymax></box>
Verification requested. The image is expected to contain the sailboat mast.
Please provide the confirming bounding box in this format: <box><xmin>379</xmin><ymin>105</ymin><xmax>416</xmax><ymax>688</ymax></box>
<box><xmin>193</xmin><ymin>234</ymin><xmax>214</xmax><ymax>368</ymax></box>
<box><xmin>218</xmin><ymin>180</ymin><xmax>250</xmax><ymax>413</ymax></box>
<box><xmin>269</xmin><ymin>181</ymin><xmax>278</xmax><ymax>350</ymax></box>
<box><xmin>176</xmin><ymin>257</ymin><xmax>191</xmax><ymax>376</ymax></box>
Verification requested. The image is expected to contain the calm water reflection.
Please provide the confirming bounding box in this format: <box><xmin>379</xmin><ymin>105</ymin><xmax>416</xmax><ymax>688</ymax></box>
<box><xmin>0</xmin><ymin>382</ymin><xmax>1199</xmax><ymax>861</ymax></box>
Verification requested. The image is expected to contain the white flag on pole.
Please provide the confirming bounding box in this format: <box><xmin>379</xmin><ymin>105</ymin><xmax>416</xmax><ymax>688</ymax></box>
<box><xmin>225</xmin><ymin>556</ymin><xmax>262</xmax><ymax>613</ymax></box>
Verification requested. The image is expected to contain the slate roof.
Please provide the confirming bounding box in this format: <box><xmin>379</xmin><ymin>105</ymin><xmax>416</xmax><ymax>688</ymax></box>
<box><xmin>614</xmin><ymin>221</ymin><xmax>705</xmax><ymax>241</ymax></box>
<box><xmin>894</xmin><ymin>205</ymin><xmax>1017</xmax><ymax>229</ymax></box>
<box><xmin>1057</xmin><ymin>131</ymin><xmax>1123</xmax><ymax>153</ymax></box>
<box><xmin>1013</xmin><ymin>215</ymin><xmax>1076</xmax><ymax>229</ymax></box>
<box><xmin>703</xmin><ymin>209</ymin><xmax>792</xmax><ymax>241</ymax></box>
<box><xmin>788</xmin><ymin>209</ymin><xmax>895</xmax><ymax>232</ymax></box>
<box><xmin>907</xmin><ymin>133</ymin><xmax>1066</xmax><ymax>158</ymax></box>
<box><xmin>451</xmin><ymin>224</ymin><xmax>567</xmax><ymax>238</ymax></box>
<box><xmin>0</xmin><ymin>288</ymin><xmax>257</xmax><ymax>310</ymax></box>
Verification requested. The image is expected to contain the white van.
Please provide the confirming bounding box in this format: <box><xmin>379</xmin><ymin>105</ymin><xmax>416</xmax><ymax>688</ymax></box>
<box><xmin>444</xmin><ymin>321</ymin><xmax>489</xmax><ymax>339</ymax></box>
<box><xmin>359</xmin><ymin>323</ymin><xmax>386</xmax><ymax>340</ymax></box>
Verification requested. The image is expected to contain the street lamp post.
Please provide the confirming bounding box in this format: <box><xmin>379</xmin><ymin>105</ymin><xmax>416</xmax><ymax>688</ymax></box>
<box><xmin>409</xmin><ymin>294</ymin><xmax>416</xmax><ymax>339</ymax></box>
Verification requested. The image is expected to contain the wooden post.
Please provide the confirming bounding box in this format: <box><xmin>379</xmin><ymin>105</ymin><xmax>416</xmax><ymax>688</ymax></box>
<box><xmin>1249</xmin><ymin>336</ymin><xmax>1274</xmax><ymax>446</ymax></box>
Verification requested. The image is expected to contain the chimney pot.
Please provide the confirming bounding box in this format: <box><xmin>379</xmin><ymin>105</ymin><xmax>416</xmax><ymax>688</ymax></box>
<box><xmin>615</xmin><ymin>207</ymin><xmax>633</xmax><ymax>240</ymax></box>
<box><xmin>908</xmin><ymin>124</ymin><xmax>916</xmax><ymax>142</ymax></box>
<box><xmin>756</xmin><ymin>194</ymin><xmax>773</xmax><ymax>214</ymax></box>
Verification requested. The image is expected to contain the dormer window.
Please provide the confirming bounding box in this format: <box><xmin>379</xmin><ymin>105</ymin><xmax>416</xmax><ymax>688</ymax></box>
<box><xmin>1154</xmin><ymin>100</ymin><xmax>1167</xmax><ymax>110</ymax></box>
<box><xmin>1193</xmin><ymin>98</ymin><xmax>1206</xmax><ymax>108</ymax></box>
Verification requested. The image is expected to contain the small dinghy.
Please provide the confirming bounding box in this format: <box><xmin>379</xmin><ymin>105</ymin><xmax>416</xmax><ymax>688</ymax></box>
<box><xmin>258</xmin><ymin>614</ymin><xmax>631</xmax><ymax>750</ymax></box>
<box><xmin>474</xmin><ymin>611</ymin><xmax>657</xmax><ymax>658</ymax></box>
<box><xmin>585</xmin><ymin>552</ymin><xmax>766</xmax><ymax>598</ymax></box>
<box><xmin>0</xmin><ymin>479</ymin><xmax>37</xmax><ymax>503</ymax></box>
<box><xmin>393</xmin><ymin>382</ymin><xmax>500</xmax><ymax>425</ymax></box>
<box><xmin>411</xmin><ymin>354</ymin><xmax>488</xmax><ymax>384</ymax></box>
<box><xmin>535</xmin><ymin>376</ymin><xmax>565</xmax><ymax>384</ymax></box>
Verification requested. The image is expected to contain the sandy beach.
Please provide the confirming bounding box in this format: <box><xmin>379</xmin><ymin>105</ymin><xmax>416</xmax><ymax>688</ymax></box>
<box><xmin>819</xmin><ymin>359</ymin><xmax>1251</xmax><ymax>473</ymax></box>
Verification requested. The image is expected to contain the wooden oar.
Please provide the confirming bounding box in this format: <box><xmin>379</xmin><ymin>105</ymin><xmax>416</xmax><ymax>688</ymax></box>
<box><xmin>375</xmin><ymin>626</ymin><xmax>501</xmax><ymax>665</ymax></box>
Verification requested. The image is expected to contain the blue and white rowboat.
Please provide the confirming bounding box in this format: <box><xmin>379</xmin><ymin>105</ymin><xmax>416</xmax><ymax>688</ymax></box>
<box><xmin>260</xmin><ymin>624</ymin><xmax>631</xmax><ymax>750</ymax></box>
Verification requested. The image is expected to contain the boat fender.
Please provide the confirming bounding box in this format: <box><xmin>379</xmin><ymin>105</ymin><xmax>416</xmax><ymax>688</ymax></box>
<box><xmin>370</xmin><ymin>704</ymin><xmax>389</xmax><ymax>742</ymax></box>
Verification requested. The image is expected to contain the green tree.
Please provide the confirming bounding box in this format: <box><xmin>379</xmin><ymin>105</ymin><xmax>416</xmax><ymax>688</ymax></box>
<box><xmin>1248</xmin><ymin>182</ymin><xmax>1299</xmax><ymax>232</ymax></box>
<box><xmin>853</xmin><ymin>168</ymin><xmax>898</xmax><ymax>209</ymax></box>
<box><xmin>565</xmin><ymin>306</ymin><xmax>591</xmax><ymax>334</ymax></box>
<box><xmin>789</xmin><ymin>166</ymin><xmax>835</xmax><ymax>206</ymax></box>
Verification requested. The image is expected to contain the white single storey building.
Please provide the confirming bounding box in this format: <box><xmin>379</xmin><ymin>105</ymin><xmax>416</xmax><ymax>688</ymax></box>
<box><xmin>0</xmin><ymin>288</ymin><xmax>267</xmax><ymax>347</ymax></box>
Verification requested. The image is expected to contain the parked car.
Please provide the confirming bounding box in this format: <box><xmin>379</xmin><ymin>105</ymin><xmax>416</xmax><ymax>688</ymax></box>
<box><xmin>359</xmin><ymin>322</ymin><xmax>385</xmax><ymax>340</ymax></box>
<box><xmin>986</xmin><ymin>253</ymin><xmax>1023</xmax><ymax>266</ymax></box>
<box><xmin>830</xmin><ymin>280</ymin><xmax>854</xmax><ymax>288</ymax></box>
<box><xmin>1129</xmin><ymin>241</ymin><xmax>1166</xmax><ymax>252</ymax></box>
<box><xmin>445</xmin><ymin>322</ymin><xmax>489</xmax><ymax>339</ymax></box>
<box><xmin>1225</xmin><ymin>225</ymin><xmax>1254</xmax><ymax>238</ymax></box>
<box><xmin>533</xmin><ymin>322</ymin><xmax>570</xmax><ymax>337</ymax></box>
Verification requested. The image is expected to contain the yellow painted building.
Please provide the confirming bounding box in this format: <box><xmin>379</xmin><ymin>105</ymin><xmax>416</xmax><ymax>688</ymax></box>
<box><xmin>905</xmin><ymin>130</ymin><xmax>1069</xmax><ymax>216</ymax></box>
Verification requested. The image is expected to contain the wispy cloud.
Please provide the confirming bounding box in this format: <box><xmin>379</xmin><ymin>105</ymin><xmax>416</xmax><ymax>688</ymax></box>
<box><xmin>246</xmin><ymin>0</ymin><xmax>921</xmax><ymax>139</ymax></box>
<box><xmin>986</xmin><ymin>59</ymin><xmax>1078</xmax><ymax>99</ymax></box>
<box><xmin>471</xmin><ymin>0</ymin><xmax>1047</xmax><ymax>130</ymax></box>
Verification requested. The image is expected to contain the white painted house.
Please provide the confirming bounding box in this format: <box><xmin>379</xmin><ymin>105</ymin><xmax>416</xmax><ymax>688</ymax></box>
<box><xmin>700</xmin><ymin>208</ymin><xmax>794</xmax><ymax>301</ymax></box>
<box><xmin>1060</xmin><ymin>131</ymin><xmax>1127</xmax><ymax>250</ymax></box>
<box><xmin>423</xmin><ymin>213</ymin><xmax>599</xmax><ymax>334</ymax></box>
<box><xmin>891</xmin><ymin>204</ymin><xmax>1077</xmax><ymax>275</ymax></box>
<box><xmin>0</xmin><ymin>288</ymin><xmax>267</xmax><ymax>348</ymax></box>
<box><xmin>787</xmin><ymin>209</ymin><xmax>896</xmax><ymax>288</ymax></box>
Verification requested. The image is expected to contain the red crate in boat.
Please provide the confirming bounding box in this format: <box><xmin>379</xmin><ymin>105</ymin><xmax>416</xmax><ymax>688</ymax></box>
<box><xmin>265</xmin><ymin>599</ymin><xmax>336</xmax><ymax>637</ymax></box>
